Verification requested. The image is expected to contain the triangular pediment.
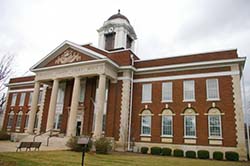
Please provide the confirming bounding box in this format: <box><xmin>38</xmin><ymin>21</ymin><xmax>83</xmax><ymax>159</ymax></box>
<box><xmin>30</xmin><ymin>40</ymin><xmax>107</xmax><ymax>70</ymax></box>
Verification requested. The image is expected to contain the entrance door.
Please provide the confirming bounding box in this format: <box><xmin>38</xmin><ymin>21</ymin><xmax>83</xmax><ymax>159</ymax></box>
<box><xmin>76</xmin><ymin>121</ymin><xmax>81</xmax><ymax>136</ymax></box>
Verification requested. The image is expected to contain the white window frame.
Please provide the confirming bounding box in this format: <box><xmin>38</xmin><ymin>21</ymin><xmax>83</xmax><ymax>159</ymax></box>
<box><xmin>140</xmin><ymin>110</ymin><xmax>153</xmax><ymax>136</ymax></box>
<box><xmin>7</xmin><ymin>111</ymin><xmax>14</xmax><ymax>128</ymax></box>
<box><xmin>28</xmin><ymin>92</ymin><xmax>33</xmax><ymax>106</ymax></box>
<box><xmin>142</xmin><ymin>83</ymin><xmax>152</xmax><ymax>103</ymax></box>
<box><xmin>184</xmin><ymin>115</ymin><xmax>196</xmax><ymax>138</ymax></box>
<box><xmin>183</xmin><ymin>80</ymin><xmax>195</xmax><ymax>102</ymax></box>
<box><xmin>19</xmin><ymin>93</ymin><xmax>26</xmax><ymax>106</ymax></box>
<box><xmin>206</xmin><ymin>79</ymin><xmax>220</xmax><ymax>101</ymax></box>
<box><xmin>208</xmin><ymin>115</ymin><xmax>222</xmax><ymax>138</ymax></box>
<box><xmin>11</xmin><ymin>93</ymin><xmax>17</xmax><ymax>106</ymax></box>
<box><xmin>161</xmin><ymin>115</ymin><xmax>173</xmax><ymax>137</ymax></box>
<box><xmin>162</xmin><ymin>82</ymin><xmax>173</xmax><ymax>102</ymax></box>
<box><xmin>16</xmin><ymin>111</ymin><xmax>23</xmax><ymax>128</ymax></box>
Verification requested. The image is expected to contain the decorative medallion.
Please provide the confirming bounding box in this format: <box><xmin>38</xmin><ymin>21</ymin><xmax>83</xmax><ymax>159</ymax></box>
<box><xmin>55</xmin><ymin>49</ymin><xmax>81</xmax><ymax>64</ymax></box>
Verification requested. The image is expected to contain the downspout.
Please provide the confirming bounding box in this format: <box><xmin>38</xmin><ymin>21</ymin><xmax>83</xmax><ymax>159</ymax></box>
<box><xmin>127</xmin><ymin>54</ymin><xmax>134</xmax><ymax>151</ymax></box>
<box><xmin>242</xmin><ymin>66</ymin><xmax>250</xmax><ymax>159</ymax></box>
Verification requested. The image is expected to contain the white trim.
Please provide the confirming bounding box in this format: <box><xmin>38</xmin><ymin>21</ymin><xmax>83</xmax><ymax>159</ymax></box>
<box><xmin>161</xmin><ymin>100</ymin><xmax>173</xmax><ymax>103</ymax></box>
<box><xmin>7</xmin><ymin>81</ymin><xmax>34</xmax><ymax>87</ymax></box>
<box><xmin>135</xmin><ymin>58</ymin><xmax>245</xmax><ymax>72</ymax></box>
<box><xmin>133</xmin><ymin>71</ymin><xmax>239</xmax><ymax>83</ymax></box>
<box><xmin>140</xmin><ymin>134</ymin><xmax>151</xmax><ymax>137</ymax></box>
<box><xmin>8</xmin><ymin>88</ymin><xmax>43</xmax><ymax>93</ymax></box>
<box><xmin>117</xmin><ymin>76</ymin><xmax>133</xmax><ymax>81</ymax></box>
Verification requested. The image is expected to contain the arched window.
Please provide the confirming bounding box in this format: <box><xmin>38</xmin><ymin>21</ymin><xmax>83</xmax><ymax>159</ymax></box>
<box><xmin>140</xmin><ymin>109</ymin><xmax>153</xmax><ymax>136</ymax></box>
<box><xmin>16</xmin><ymin>111</ymin><xmax>23</xmax><ymax>128</ymax></box>
<box><xmin>183</xmin><ymin>108</ymin><xmax>198</xmax><ymax>137</ymax></box>
<box><xmin>25</xmin><ymin>110</ymin><xmax>30</xmax><ymax>128</ymax></box>
<box><xmin>7</xmin><ymin>111</ymin><xmax>14</xmax><ymax>128</ymax></box>
<box><xmin>160</xmin><ymin>109</ymin><xmax>175</xmax><ymax>137</ymax></box>
<box><xmin>207</xmin><ymin>108</ymin><xmax>223</xmax><ymax>138</ymax></box>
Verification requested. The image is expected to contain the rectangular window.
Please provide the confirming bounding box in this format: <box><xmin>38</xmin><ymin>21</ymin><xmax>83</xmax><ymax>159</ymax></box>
<box><xmin>141</xmin><ymin>116</ymin><xmax>151</xmax><ymax>135</ymax></box>
<box><xmin>142</xmin><ymin>84</ymin><xmax>152</xmax><ymax>103</ymax></box>
<box><xmin>38</xmin><ymin>91</ymin><xmax>43</xmax><ymax>105</ymax></box>
<box><xmin>162</xmin><ymin>116</ymin><xmax>172</xmax><ymax>136</ymax></box>
<box><xmin>19</xmin><ymin>93</ymin><xmax>26</xmax><ymax>106</ymax></box>
<box><xmin>34</xmin><ymin>114</ymin><xmax>39</xmax><ymax>128</ymax></box>
<box><xmin>209</xmin><ymin>115</ymin><xmax>222</xmax><ymax>137</ymax></box>
<box><xmin>183</xmin><ymin>80</ymin><xmax>195</xmax><ymax>101</ymax></box>
<box><xmin>185</xmin><ymin>115</ymin><xmax>196</xmax><ymax>137</ymax></box>
<box><xmin>162</xmin><ymin>82</ymin><xmax>172</xmax><ymax>102</ymax></box>
<box><xmin>206</xmin><ymin>79</ymin><xmax>219</xmax><ymax>100</ymax></box>
<box><xmin>28</xmin><ymin>92</ymin><xmax>33</xmax><ymax>106</ymax></box>
<box><xmin>11</xmin><ymin>93</ymin><xmax>17</xmax><ymax>106</ymax></box>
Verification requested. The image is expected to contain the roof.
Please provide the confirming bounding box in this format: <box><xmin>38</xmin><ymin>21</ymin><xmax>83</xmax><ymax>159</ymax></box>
<box><xmin>107</xmin><ymin>10</ymin><xmax>130</xmax><ymax>23</ymax></box>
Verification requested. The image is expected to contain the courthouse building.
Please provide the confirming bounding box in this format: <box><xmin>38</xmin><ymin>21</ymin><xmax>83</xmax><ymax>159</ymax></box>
<box><xmin>2</xmin><ymin>11</ymin><xmax>247</xmax><ymax>159</ymax></box>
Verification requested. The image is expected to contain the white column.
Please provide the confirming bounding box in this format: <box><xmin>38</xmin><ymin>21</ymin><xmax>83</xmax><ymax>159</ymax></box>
<box><xmin>46</xmin><ymin>79</ymin><xmax>59</xmax><ymax>131</ymax></box>
<box><xmin>27</xmin><ymin>81</ymin><xmax>40</xmax><ymax>134</ymax></box>
<box><xmin>93</xmin><ymin>74</ymin><xmax>106</xmax><ymax>138</ymax></box>
<box><xmin>118</xmin><ymin>71</ymin><xmax>131</xmax><ymax>147</ymax></box>
<box><xmin>66</xmin><ymin>76</ymin><xmax>81</xmax><ymax>136</ymax></box>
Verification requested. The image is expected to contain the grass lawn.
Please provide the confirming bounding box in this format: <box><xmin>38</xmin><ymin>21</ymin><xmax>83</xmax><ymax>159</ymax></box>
<box><xmin>0</xmin><ymin>151</ymin><xmax>249</xmax><ymax>166</ymax></box>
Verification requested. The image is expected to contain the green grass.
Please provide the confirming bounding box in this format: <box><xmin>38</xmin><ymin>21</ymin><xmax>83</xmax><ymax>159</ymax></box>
<box><xmin>0</xmin><ymin>151</ymin><xmax>249</xmax><ymax>166</ymax></box>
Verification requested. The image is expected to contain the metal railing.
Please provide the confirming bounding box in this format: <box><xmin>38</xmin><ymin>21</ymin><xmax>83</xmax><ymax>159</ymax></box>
<box><xmin>32</xmin><ymin>129</ymin><xmax>60</xmax><ymax>146</ymax></box>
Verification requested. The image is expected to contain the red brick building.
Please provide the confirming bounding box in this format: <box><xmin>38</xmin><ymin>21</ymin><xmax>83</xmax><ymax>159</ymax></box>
<box><xmin>1</xmin><ymin>11</ymin><xmax>247</xmax><ymax>159</ymax></box>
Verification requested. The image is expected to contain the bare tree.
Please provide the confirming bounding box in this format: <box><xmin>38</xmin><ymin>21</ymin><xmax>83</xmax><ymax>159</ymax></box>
<box><xmin>0</xmin><ymin>54</ymin><xmax>14</xmax><ymax>109</ymax></box>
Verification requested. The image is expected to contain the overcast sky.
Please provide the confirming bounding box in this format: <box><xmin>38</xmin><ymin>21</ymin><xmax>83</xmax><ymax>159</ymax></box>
<box><xmin>0</xmin><ymin>0</ymin><xmax>250</xmax><ymax>108</ymax></box>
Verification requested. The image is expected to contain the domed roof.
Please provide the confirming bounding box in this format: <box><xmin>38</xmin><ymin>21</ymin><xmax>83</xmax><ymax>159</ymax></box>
<box><xmin>107</xmin><ymin>10</ymin><xmax>130</xmax><ymax>23</ymax></box>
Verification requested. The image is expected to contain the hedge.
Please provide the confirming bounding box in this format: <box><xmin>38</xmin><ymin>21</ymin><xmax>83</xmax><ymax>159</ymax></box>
<box><xmin>0</xmin><ymin>131</ymin><xmax>10</xmax><ymax>140</ymax></box>
<box><xmin>161</xmin><ymin>148</ymin><xmax>172</xmax><ymax>156</ymax></box>
<box><xmin>213</xmin><ymin>151</ymin><xmax>223</xmax><ymax>160</ymax></box>
<box><xmin>151</xmin><ymin>147</ymin><xmax>161</xmax><ymax>155</ymax></box>
<box><xmin>225</xmin><ymin>151</ymin><xmax>239</xmax><ymax>161</ymax></box>
<box><xmin>197</xmin><ymin>150</ymin><xmax>209</xmax><ymax>159</ymax></box>
<box><xmin>185</xmin><ymin>150</ymin><xmax>196</xmax><ymax>158</ymax></box>
<box><xmin>141</xmin><ymin>147</ymin><xmax>149</xmax><ymax>154</ymax></box>
<box><xmin>173</xmin><ymin>149</ymin><xmax>184</xmax><ymax>157</ymax></box>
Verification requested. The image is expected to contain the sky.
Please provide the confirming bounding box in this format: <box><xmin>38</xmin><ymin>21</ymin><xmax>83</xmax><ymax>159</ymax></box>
<box><xmin>0</xmin><ymin>0</ymin><xmax>250</xmax><ymax>109</ymax></box>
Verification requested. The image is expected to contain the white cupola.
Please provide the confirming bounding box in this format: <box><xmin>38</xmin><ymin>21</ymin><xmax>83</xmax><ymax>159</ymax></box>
<box><xmin>97</xmin><ymin>10</ymin><xmax>137</xmax><ymax>51</ymax></box>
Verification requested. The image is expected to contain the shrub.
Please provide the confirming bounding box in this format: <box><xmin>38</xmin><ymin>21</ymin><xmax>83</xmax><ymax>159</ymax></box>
<box><xmin>225</xmin><ymin>151</ymin><xmax>239</xmax><ymax>161</ymax></box>
<box><xmin>173</xmin><ymin>149</ymin><xmax>184</xmax><ymax>157</ymax></box>
<box><xmin>66</xmin><ymin>137</ymin><xmax>82</xmax><ymax>152</ymax></box>
<box><xmin>161</xmin><ymin>148</ymin><xmax>172</xmax><ymax>156</ymax></box>
<box><xmin>94</xmin><ymin>137</ymin><xmax>112</xmax><ymax>154</ymax></box>
<box><xmin>185</xmin><ymin>150</ymin><xmax>196</xmax><ymax>158</ymax></box>
<box><xmin>197</xmin><ymin>150</ymin><xmax>209</xmax><ymax>159</ymax></box>
<box><xmin>141</xmin><ymin>147</ymin><xmax>149</xmax><ymax>154</ymax></box>
<box><xmin>0</xmin><ymin>131</ymin><xmax>10</xmax><ymax>140</ymax></box>
<box><xmin>150</xmin><ymin>147</ymin><xmax>161</xmax><ymax>155</ymax></box>
<box><xmin>213</xmin><ymin>151</ymin><xmax>223</xmax><ymax>160</ymax></box>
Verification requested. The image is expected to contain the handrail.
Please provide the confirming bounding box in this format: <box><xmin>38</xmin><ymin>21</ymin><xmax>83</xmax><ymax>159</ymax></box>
<box><xmin>46</xmin><ymin>130</ymin><xmax>60</xmax><ymax>146</ymax></box>
<box><xmin>33</xmin><ymin>129</ymin><xmax>53</xmax><ymax>142</ymax></box>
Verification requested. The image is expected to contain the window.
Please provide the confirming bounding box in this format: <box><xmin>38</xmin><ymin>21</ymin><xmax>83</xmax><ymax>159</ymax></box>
<box><xmin>183</xmin><ymin>80</ymin><xmax>195</xmax><ymax>101</ymax></box>
<box><xmin>28</xmin><ymin>92</ymin><xmax>33</xmax><ymax>106</ymax></box>
<box><xmin>162</xmin><ymin>82</ymin><xmax>172</xmax><ymax>102</ymax></box>
<box><xmin>79</xmin><ymin>79</ymin><xmax>86</xmax><ymax>103</ymax></box>
<box><xmin>25</xmin><ymin>111</ymin><xmax>30</xmax><ymax>128</ymax></box>
<box><xmin>206</xmin><ymin>79</ymin><xmax>219</xmax><ymax>100</ymax></box>
<box><xmin>16</xmin><ymin>111</ymin><xmax>23</xmax><ymax>128</ymax></box>
<box><xmin>38</xmin><ymin>91</ymin><xmax>43</xmax><ymax>105</ymax></box>
<box><xmin>105</xmin><ymin>32</ymin><xmax>115</xmax><ymax>50</ymax></box>
<box><xmin>183</xmin><ymin>108</ymin><xmax>197</xmax><ymax>137</ymax></box>
<box><xmin>142</xmin><ymin>84</ymin><xmax>152</xmax><ymax>103</ymax></box>
<box><xmin>19</xmin><ymin>93</ymin><xmax>26</xmax><ymax>106</ymax></box>
<box><xmin>102</xmin><ymin>82</ymin><xmax>109</xmax><ymax>132</ymax></box>
<box><xmin>207</xmin><ymin>108</ymin><xmax>222</xmax><ymax>138</ymax></box>
<box><xmin>11</xmin><ymin>93</ymin><xmax>17</xmax><ymax>106</ymax></box>
<box><xmin>34</xmin><ymin>112</ymin><xmax>39</xmax><ymax>129</ymax></box>
<box><xmin>161</xmin><ymin>109</ymin><xmax>174</xmax><ymax>136</ymax></box>
<box><xmin>7</xmin><ymin>111</ymin><xmax>14</xmax><ymax>128</ymax></box>
<box><xmin>140</xmin><ymin>110</ymin><xmax>152</xmax><ymax>136</ymax></box>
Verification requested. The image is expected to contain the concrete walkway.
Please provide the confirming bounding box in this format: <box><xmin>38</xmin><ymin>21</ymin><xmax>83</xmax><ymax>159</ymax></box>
<box><xmin>0</xmin><ymin>141</ymin><xmax>70</xmax><ymax>153</ymax></box>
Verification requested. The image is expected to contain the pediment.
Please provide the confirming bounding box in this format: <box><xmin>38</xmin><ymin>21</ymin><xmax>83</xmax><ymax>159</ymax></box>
<box><xmin>30</xmin><ymin>40</ymin><xmax>106</xmax><ymax>71</ymax></box>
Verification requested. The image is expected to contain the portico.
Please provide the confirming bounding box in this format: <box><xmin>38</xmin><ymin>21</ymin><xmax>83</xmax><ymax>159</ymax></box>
<box><xmin>26</xmin><ymin>46</ymin><xmax>118</xmax><ymax>138</ymax></box>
